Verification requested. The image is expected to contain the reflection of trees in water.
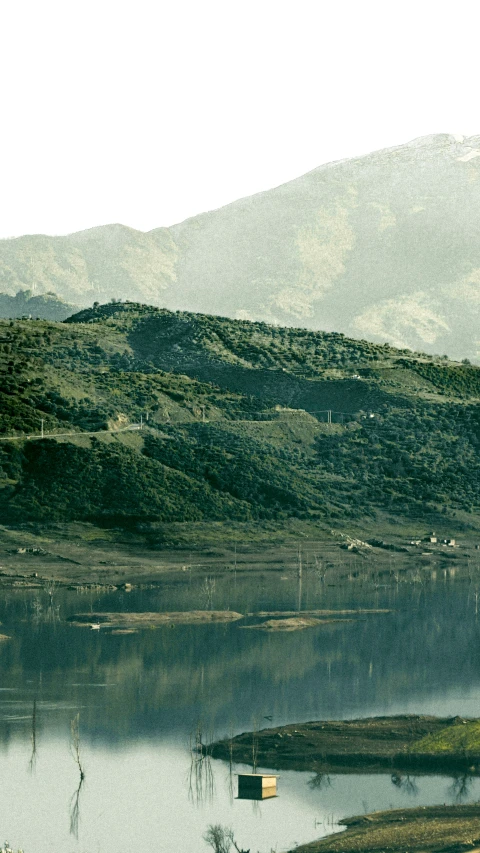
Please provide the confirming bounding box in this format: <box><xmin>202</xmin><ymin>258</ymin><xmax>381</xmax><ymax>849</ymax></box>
<box><xmin>308</xmin><ymin>772</ymin><xmax>332</xmax><ymax>791</ymax></box>
<box><xmin>250</xmin><ymin>799</ymin><xmax>260</xmax><ymax>818</ymax></box>
<box><xmin>188</xmin><ymin>721</ymin><xmax>215</xmax><ymax>805</ymax></box>
<box><xmin>69</xmin><ymin>774</ymin><xmax>85</xmax><ymax>839</ymax></box>
<box><xmin>448</xmin><ymin>773</ymin><xmax>473</xmax><ymax>803</ymax></box>
<box><xmin>202</xmin><ymin>577</ymin><xmax>216</xmax><ymax>610</ymax></box>
<box><xmin>69</xmin><ymin>713</ymin><xmax>85</xmax><ymax>838</ymax></box>
<box><xmin>227</xmin><ymin>721</ymin><xmax>235</xmax><ymax>803</ymax></box>
<box><xmin>31</xmin><ymin>583</ymin><xmax>61</xmax><ymax>626</ymax></box>
<box><xmin>391</xmin><ymin>772</ymin><xmax>419</xmax><ymax>795</ymax></box>
<box><xmin>4</xmin><ymin>581</ymin><xmax>480</xmax><ymax>745</ymax></box>
<box><xmin>251</xmin><ymin>717</ymin><xmax>259</xmax><ymax>774</ymax></box>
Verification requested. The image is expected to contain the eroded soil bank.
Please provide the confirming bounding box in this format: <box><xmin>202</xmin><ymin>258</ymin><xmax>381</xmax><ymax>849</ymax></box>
<box><xmin>289</xmin><ymin>805</ymin><xmax>480</xmax><ymax>853</ymax></box>
<box><xmin>210</xmin><ymin>716</ymin><xmax>480</xmax><ymax>775</ymax></box>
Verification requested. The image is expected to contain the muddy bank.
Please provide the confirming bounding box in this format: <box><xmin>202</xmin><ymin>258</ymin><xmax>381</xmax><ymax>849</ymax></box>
<box><xmin>290</xmin><ymin>805</ymin><xmax>480</xmax><ymax>853</ymax></box>
<box><xmin>1</xmin><ymin>518</ymin><xmax>479</xmax><ymax>589</ymax></box>
<box><xmin>210</xmin><ymin>716</ymin><xmax>480</xmax><ymax>775</ymax></box>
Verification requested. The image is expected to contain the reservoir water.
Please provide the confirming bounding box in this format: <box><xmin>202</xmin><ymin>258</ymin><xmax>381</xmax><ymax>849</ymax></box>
<box><xmin>1</xmin><ymin>563</ymin><xmax>480</xmax><ymax>852</ymax></box>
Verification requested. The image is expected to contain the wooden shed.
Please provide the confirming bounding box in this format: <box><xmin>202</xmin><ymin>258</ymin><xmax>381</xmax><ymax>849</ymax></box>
<box><xmin>237</xmin><ymin>773</ymin><xmax>278</xmax><ymax>800</ymax></box>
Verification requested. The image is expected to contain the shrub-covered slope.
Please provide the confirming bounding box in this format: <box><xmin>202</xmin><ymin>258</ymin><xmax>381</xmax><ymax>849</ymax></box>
<box><xmin>1</xmin><ymin>302</ymin><xmax>479</xmax><ymax>528</ymax></box>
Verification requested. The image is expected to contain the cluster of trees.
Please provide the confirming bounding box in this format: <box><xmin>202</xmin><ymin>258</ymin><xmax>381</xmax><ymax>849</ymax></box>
<box><xmin>399</xmin><ymin>359</ymin><xmax>480</xmax><ymax>399</ymax></box>
<box><xmin>3</xmin><ymin>440</ymin><xmax>249</xmax><ymax>525</ymax></box>
<box><xmin>315</xmin><ymin>403</ymin><xmax>480</xmax><ymax>516</ymax></box>
<box><xmin>143</xmin><ymin>428</ymin><xmax>316</xmax><ymax>519</ymax></box>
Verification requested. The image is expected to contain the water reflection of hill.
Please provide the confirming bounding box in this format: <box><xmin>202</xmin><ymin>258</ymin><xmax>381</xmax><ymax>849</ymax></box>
<box><xmin>0</xmin><ymin>579</ymin><xmax>478</xmax><ymax>746</ymax></box>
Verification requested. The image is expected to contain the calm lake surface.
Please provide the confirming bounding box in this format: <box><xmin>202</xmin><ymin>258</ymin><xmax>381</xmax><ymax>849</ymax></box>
<box><xmin>1</xmin><ymin>562</ymin><xmax>480</xmax><ymax>852</ymax></box>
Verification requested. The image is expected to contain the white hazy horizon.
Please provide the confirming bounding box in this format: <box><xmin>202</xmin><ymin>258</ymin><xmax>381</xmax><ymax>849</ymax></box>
<box><xmin>2</xmin><ymin>0</ymin><xmax>479</xmax><ymax>240</ymax></box>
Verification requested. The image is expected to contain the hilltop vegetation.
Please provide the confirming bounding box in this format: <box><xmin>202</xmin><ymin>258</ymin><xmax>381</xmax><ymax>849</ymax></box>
<box><xmin>1</xmin><ymin>301</ymin><xmax>480</xmax><ymax>531</ymax></box>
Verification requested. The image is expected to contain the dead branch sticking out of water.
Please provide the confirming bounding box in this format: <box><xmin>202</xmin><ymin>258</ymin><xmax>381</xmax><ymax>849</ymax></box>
<box><xmin>28</xmin><ymin>699</ymin><xmax>37</xmax><ymax>773</ymax></box>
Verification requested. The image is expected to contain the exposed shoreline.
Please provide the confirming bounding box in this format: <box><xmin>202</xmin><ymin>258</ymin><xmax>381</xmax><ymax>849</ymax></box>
<box><xmin>1</xmin><ymin>518</ymin><xmax>478</xmax><ymax>590</ymax></box>
<box><xmin>289</xmin><ymin>805</ymin><xmax>480</xmax><ymax>853</ymax></box>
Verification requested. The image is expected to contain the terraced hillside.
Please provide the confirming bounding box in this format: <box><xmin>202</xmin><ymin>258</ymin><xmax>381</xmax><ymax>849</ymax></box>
<box><xmin>1</xmin><ymin>302</ymin><xmax>479</xmax><ymax>529</ymax></box>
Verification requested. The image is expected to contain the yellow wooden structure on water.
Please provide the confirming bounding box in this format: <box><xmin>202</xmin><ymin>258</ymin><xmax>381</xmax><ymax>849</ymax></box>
<box><xmin>237</xmin><ymin>773</ymin><xmax>278</xmax><ymax>800</ymax></box>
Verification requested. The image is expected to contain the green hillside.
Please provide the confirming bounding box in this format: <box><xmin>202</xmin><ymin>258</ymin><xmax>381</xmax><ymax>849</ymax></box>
<box><xmin>1</xmin><ymin>302</ymin><xmax>479</xmax><ymax>529</ymax></box>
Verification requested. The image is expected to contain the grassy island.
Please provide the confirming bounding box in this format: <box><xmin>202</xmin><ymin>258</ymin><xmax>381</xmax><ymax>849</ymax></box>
<box><xmin>210</xmin><ymin>716</ymin><xmax>480</xmax><ymax>775</ymax></box>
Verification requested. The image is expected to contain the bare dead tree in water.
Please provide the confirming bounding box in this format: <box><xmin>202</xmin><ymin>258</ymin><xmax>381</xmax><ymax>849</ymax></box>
<box><xmin>28</xmin><ymin>699</ymin><xmax>37</xmax><ymax>773</ymax></box>
<box><xmin>203</xmin><ymin>825</ymin><xmax>250</xmax><ymax>853</ymax></box>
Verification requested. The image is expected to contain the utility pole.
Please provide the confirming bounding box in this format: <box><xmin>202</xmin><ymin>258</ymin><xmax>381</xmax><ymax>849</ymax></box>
<box><xmin>140</xmin><ymin>414</ymin><xmax>143</xmax><ymax>430</ymax></box>
<box><xmin>202</xmin><ymin>405</ymin><xmax>206</xmax><ymax>423</ymax></box>
<box><xmin>40</xmin><ymin>418</ymin><xmax>44</xmax><ymax>438</ymax></box>
<box><xmin>327</xmin><ymin>410</ymin><xmax>332</xmax><ymax>425</ymax></box>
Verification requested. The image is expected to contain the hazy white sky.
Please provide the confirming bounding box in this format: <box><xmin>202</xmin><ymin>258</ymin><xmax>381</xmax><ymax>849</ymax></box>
<box><xmin>1</xmin><ymin>0</ymin><xmax>479</xmax><ymax>239</ymax></box>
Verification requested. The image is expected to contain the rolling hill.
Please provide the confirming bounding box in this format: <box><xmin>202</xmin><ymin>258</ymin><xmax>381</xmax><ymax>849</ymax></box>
<box><xmin>1</xmin><ymin>134</ymin><xmax>480</xmax><ymax>361</ymax></box>
<box><xmin>0</xmin><ymin>302</ymin><xmax>479</xmax><ymax>532</ymax></box>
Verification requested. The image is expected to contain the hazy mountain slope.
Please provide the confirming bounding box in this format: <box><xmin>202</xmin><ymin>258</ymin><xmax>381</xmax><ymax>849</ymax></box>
<box><xmin>1</xmin><ymin>302</ymin><xmax>479</xmax><ymax>529</ymax></box>
<box><xmin>1</xmin><ymin>133</ymin><xmax>479</xmax><ymax>358</ymax></box>
<box><xmin>0</xmin><ymin>225</ymin><xmax>177</xmax><ymax>305</ymax></box>
<box><xmin>0</xmin><ymin>289</ymin><xmax>78</xmax><ymax>320</ymax></box>
<box><xmin>165</xmin><ymin>134</ymin><xmax>480</xmax><ymax>361</ymax></box>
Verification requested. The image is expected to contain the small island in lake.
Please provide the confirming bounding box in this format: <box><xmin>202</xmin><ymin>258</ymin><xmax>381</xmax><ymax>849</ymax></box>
<box><xmin>210</xmin><ymin>715</ymin><xmax>480</xmax><ymax>775</ymax></box>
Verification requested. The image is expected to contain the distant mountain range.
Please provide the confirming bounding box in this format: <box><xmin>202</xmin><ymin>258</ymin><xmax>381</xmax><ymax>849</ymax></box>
<box><xmin>1</xmin><ymin>134</ymin><xmax>479</xmax><ymax>361</ymax></box>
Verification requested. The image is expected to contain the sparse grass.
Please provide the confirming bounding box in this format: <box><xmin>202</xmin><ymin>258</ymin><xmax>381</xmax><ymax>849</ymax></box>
<box><xmin>290</xmin><ymin>805</ymin><xmax>480</xmax><ymax>853</ymax></box>
<box><xmin>411</xmin><ymin>720</ymin><xmax>480</xmax><ymax>755</ymax></box>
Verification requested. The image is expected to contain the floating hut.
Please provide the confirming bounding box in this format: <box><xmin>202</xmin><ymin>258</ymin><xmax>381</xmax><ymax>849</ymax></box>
<box><xmin>237</xmin><ymin>773</ymin><xmax>278</xmax><ymax>800</ymax></box>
